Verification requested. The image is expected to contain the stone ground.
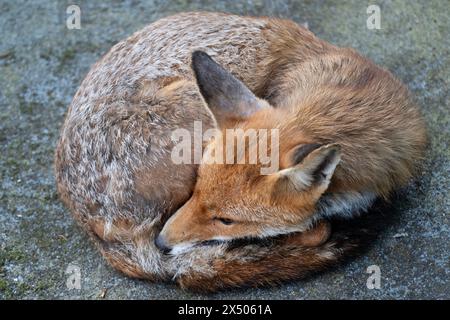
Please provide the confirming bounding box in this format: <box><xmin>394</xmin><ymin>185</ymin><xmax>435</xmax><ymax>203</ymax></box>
<box><xmin>0</xmin><ymin>0</ymin><xmax>448</xmax><ymax>299</ymax></box>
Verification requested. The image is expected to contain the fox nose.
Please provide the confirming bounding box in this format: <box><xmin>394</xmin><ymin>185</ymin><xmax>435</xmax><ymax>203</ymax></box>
<box><xmin>155</xmin><ymin>234</ymin><xmax>171</xmax><ymax>254</ymax></box>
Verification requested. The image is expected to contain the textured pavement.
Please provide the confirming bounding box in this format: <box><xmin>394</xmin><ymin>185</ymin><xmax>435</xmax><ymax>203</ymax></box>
<box><xmin>0</xmin><ymin>0</ymin><xmax>448</xmax><ymax>299</ymax></box>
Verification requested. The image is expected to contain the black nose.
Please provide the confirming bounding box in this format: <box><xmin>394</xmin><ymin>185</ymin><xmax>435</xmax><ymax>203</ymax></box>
<box><xmin>155</xmin><ymin>234</ymin><xmax>171</xmax><ymax>254</ymax></box>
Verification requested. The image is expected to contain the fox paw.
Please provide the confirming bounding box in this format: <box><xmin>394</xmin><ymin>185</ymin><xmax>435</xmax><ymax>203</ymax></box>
<box><xmin>285</xmin><ymin>220</ymin><xmax>331</xmax><ymax>247</ymax></box>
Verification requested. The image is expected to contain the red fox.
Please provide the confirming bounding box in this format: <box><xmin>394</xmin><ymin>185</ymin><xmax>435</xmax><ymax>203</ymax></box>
<box><xmin>55</xmin><ymin>12</ymin><xmax>426</xmax><ymax>292</ymax></box>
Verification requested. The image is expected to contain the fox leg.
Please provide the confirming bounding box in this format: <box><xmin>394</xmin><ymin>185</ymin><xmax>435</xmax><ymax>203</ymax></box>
<box><xmin>285</xmin><ymin>220</ymin><xmax>331</xmax><ymax>247</ymax></box>
<box><xmin>175</xmin><ymin>224</ymin><xmax>360</xmax><ymax>292</ymax></box>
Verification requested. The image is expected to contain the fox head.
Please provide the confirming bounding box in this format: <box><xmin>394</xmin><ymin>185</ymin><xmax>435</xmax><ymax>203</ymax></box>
<box><xmin>156</xmin><ymin>51</ymin><xmax>341</xmax><ymax>254</ymax></box>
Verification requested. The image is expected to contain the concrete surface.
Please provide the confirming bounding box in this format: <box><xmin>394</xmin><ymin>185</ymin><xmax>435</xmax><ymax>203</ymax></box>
<box><xmin>0</xmin><ymin>0</ymin><xmax>448</xmax><ymax>299</ymax></box>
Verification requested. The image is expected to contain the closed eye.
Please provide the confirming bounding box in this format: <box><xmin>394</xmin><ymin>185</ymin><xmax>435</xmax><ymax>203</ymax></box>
<box><xmin>214</xmin><ymin>217</ymin><xmax>234</xmax><ymax>225</ymax></box>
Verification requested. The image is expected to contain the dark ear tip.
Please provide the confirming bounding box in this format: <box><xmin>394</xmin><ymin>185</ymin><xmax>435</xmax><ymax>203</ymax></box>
<box><xmin>192</xmin><ymin>50</ymin><xmax>211</xmax><ymax>64</ymax></box>
<box><xmin>292</xmin><ymin>143</ymin><xmax>323</xmax><ymax>165</ymax></box>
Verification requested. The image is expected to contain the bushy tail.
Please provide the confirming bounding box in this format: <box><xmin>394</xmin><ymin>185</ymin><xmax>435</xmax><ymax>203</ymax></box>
<box><xmin>82</xmin><ymin>206</ymin><xmax>383</xmax><ymax>293</ymax></box>
<box><xmin>175</xmin><ymin>219</ymin><xmax>369</xmax><ymax>292</ymax></box>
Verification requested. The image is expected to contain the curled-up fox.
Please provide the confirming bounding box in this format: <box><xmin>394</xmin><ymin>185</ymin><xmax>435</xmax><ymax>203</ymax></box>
<box><xmin>55</xmin><ymin>12</ymin><xmax>426</xmax><ymax>292</ymax></box>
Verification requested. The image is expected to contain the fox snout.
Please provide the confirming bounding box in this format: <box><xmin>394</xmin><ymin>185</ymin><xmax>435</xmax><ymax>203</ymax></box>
<box><xmin>154</xmin><ymin>234</ymin><xmax>171</xmax><ymax>254</ymax></box>
<box><xmin>155</xmin><ymin>201</ymin><xmax>208</xmax><ymax>254</ymax></box>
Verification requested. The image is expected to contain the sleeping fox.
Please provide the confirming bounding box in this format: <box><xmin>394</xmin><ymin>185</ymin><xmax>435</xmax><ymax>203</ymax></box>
<box><xmin>55</xmin><ymin>12</ymin><xmax>426</xmax><ymax>292</ymax></box>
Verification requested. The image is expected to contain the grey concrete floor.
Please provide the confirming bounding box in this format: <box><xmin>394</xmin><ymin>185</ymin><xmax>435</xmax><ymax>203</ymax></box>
<box><xmin>0</xmin><ymin>0</ymin><xmax>448</xmax><ymax>299</ymax></box>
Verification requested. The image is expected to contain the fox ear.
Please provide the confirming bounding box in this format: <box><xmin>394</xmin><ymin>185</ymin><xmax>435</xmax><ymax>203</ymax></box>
<box><xmin>275</xmin><ymin>144</ymin><xmax>341</xmax><ymax>193</ymax></box>
<box><xmin>191</xmin><ymin>51</ymin><xmax>266</xmax><ymax>127</ymax></box>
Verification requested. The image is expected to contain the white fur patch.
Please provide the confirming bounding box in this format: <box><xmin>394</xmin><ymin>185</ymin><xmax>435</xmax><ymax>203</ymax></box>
<box><xmin>212</xmin><ymin>236</ymin><xmax>232</xmax><ymax>242</ymax></box>
<box><xmin>315</xmin><ymin>191</ymin><xmax>377</xmax><ymax>219</ymax></box>
<box><xmin>169</xmin><ymin>242</ymin><xmax>195</xmax><ymax>255</ymax></box>
<box><xmin>260</xmin><ymin>223</ymin><xmax>312</xmax><ymax>238</ymax></box>
<box><xmin>317</xmin><ymin>251</ymin><xmax>335</xmax><ymax>260</ymax></box>
<box><xmin>278</xmin><ymin>168</ymin><xmax>313</xmax><ymax>190</ymax></box>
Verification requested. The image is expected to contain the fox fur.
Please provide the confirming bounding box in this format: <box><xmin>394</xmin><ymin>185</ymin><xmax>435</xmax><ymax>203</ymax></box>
<box><xmin>55</xmin><ymin>12</ymin><xmax>426</xmax><ymax>292</ymax></box>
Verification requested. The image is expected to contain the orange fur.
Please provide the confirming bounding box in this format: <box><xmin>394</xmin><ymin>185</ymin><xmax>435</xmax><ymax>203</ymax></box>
<box><xmin>55</xmin><ymin>12</ymin><xmax>426</xmax><ymax>292</ymax></box>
